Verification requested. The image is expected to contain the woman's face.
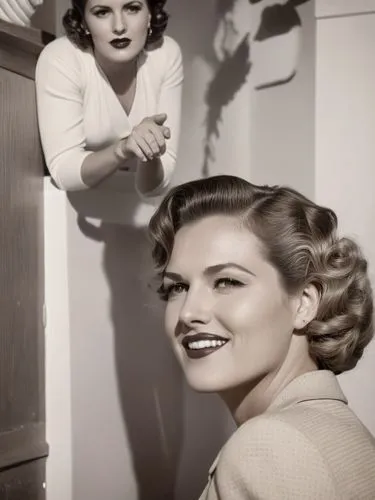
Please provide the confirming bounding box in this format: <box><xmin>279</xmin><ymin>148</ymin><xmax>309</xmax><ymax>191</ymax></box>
<box><xmin>162</xmin><ymin>215</ymin><xmax>306</xmax><ymax>394</ymax></box>
<box><xmin>84</xmin><ymin>0</ymin><xmax>151</xmax><ymax>65</ymax></box>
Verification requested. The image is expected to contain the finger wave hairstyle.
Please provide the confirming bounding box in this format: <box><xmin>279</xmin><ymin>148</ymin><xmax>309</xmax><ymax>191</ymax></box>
<box><xmin>148</xmin><ymin>175</ymin><xmax>374</xmax><ymax>375</ymax></box>
<box><xmin>62</xmin><ymin>0</ymin><xmax>169</xmax><ymax>50</ymax></box>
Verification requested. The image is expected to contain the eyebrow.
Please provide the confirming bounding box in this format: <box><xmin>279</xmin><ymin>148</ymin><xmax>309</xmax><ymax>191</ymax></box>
<box><xmin>89</xmin><ymin>3</ymin><xmax>108</xmax><ymax>9</ymax></box>
<box><xmin>163</xmin><ymin>262</ymin><xmax>256</xmax><ymax>281</ymax></box>
<box><xmin>90</xmin><ymin>1</ymin><xmax>140</xmax><ymax>8</ymax></box>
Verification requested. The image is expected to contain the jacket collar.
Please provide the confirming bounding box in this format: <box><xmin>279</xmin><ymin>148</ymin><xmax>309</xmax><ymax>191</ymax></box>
<box><xmin>268</xmin><ymin>369</ymin><xmax>347</xmax><ymax>410</ymax></box>
<box><xmin>208</xmin><ymin>370</ymin><xmax>347</xmax><ymax>476</ymax></box>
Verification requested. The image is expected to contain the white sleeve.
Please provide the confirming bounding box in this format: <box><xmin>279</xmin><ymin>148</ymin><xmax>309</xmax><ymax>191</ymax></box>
<box><xmin>35</xmin><ymin>42</ymin><xmax>91</xmax><ymax>191</ymax></box>
<box><xmin>135</xmin><ymin>36</ymin><xmax>184</xmax><ymax>199</ymax></box>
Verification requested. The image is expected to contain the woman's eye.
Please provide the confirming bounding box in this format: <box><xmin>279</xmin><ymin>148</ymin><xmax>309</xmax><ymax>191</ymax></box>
<box><xmin>93</xmin><ymin>9</ymin><xmax>108</xmax><ymax>17</ymax></box>
<box><xmin>158</xmin><ymin>282</ymin><xmax>188</xmax><ymax>301</ymax></box>
<box><xmin>126</xmin><ymin>4</ymin><xmax>142</xmax><ymax>13</ymax></box>
<box><xmin>215</xmin><ymin>277</ymin><xmax>243</xmax><ymax>289</ymax></box>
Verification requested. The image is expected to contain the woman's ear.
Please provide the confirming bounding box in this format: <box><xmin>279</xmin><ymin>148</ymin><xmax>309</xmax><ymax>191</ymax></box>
<box><xmin>293</xmin><ymin>283</ymin><xmax>320</xmax><ymax>330</ymax></box>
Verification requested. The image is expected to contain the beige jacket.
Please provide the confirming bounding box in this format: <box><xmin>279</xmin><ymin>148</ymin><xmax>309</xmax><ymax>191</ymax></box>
<box><xmin>199</xmin><ymin>370</ymin><xmax>375</xmax><ymax>499</ymax></box>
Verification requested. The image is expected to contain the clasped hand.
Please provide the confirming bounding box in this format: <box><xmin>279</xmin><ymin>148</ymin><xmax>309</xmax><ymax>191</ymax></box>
<box><xmin>121</xmin><ymin>113</ymin><xmax>170</xmax><ymax>162</ymax></box>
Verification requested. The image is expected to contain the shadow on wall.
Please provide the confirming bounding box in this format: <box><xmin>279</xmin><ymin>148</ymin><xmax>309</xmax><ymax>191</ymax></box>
<box><xmin>72</xmin><ymin>212</ymin><xmax>183</xmax><ymax>499</ymax></box>
<box><xmin>202</xmin><ymin>0</ymin><xmax>311</xmax><ymax>176</ymax></box>
<box><xmin>67</xmin><ymin>188</ymin><xmax>229</xmax><ymax>500</ymax></box>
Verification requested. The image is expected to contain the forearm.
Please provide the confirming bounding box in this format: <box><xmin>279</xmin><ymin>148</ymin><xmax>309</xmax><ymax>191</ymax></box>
<box><xmin>135</xmin><ymin>156</ymin><xmax>165</xmax><ymax>196</ymax></box>
<box><xmin>81</xmin><ymin>140</ymin><xmax>128</xmax><ymax>187</ymax></box>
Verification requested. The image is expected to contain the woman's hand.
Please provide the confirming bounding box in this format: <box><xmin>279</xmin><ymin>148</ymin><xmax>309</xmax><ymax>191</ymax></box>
<box><xmin>120</xmin><ymin>113</ymin><xmax>171</xmax><ymax>162</ymax></box>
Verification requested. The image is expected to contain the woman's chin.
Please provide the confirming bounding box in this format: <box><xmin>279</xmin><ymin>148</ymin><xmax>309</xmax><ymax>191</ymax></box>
<box><xmin>184</xmin><ymin>373</ymin><xmax>230</xmax><ymax>394</ymax></box>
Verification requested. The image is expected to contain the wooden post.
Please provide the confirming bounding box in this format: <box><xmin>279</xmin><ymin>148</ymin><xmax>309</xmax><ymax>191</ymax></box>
<box><xmin>0</xmin><ymin>19</ymin><xmax>53</xmax><ymax>499</ymax></box>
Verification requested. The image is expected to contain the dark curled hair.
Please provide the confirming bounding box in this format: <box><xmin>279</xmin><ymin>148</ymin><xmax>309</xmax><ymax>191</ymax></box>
<box><xmin>62</xmin><ymin>0</ymin><xmax>169</xmax><ymax>50</ymax></box>
<box><xmin>148</xmin><ymin>175</ymin><xmax>374</xmax><ymax>375</ymax></box>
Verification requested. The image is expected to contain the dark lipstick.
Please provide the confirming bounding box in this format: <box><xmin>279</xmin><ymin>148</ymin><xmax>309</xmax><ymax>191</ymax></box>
<box><xmin>110</xmin><ymin>37</ymin><xmax>131</xmax><ymax>49</ymax></box>
<box><xmin>182</xmin><ymin>333</ymin><xmax>229</xmax><ymax>359</ymax></box>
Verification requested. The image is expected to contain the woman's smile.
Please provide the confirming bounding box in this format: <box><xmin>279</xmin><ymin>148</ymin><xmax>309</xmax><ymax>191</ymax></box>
<box><xmin>181</xmin><ymin>332</ymin><xmax>229</xmax><ymax>359</ymax></box>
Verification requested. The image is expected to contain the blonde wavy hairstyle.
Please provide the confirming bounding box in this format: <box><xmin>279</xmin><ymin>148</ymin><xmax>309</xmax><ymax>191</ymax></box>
<box><xmin>148</xmin><ymin>175</ymin><xmax>374</xmax><ymax>375</ymax></box>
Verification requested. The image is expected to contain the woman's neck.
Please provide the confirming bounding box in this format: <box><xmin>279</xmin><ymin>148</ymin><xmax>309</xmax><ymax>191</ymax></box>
<box><xmin>220</xmin><ymin>338</ymin><xmax>318</xmax><ymax>426</ymax></box>
<box><xmin>95</xmin><ymin>53</ymin><xmax>137</xmax><ymax>94</ymax></box>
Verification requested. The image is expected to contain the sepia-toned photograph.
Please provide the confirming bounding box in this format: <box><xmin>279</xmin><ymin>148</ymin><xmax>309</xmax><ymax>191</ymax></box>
<box><xmin>1</xmin><ymin>0</ymin><xmax>375</xmax><ymax>499</ymax></box>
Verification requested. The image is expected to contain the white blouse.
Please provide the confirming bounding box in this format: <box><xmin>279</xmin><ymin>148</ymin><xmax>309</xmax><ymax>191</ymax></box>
<box><xmin>35</xmin><ymin>35</ymin><xmax>183</xmax><ymax>197</ymax></box>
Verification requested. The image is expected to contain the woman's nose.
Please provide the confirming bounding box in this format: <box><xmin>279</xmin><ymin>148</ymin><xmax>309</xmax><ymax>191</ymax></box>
<box><xmin>178</xmin><ymin>289</ymin><xmax>212</xmax><ymax>327</ymax></box>
<box><xmin>112</xmin><ymin>13</ymin><xmax>127</xmax><ymax>35</ymax></box>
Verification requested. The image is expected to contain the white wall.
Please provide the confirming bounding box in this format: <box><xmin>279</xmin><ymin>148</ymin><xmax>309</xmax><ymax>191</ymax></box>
<box><xmin>44</xmin><ymin>183</ymin><xmax>72</xmax><ymax>500</ymax></box>
<box><xmin>54</xmin><ymin>0</ymin><xmax>70</xmax><ymax>36</ymax></box>
<box><xmin>315</xmin><ymin>1</ymin><xmax>375</xmax><ymax>435</ymax></box>
<box><xmin>31</xmin><ymin>2</ymin><xmax>55</xmax><ymax>33</ymax></box>
<box><xmin>166</xmin><ymin>0</ymin><xmax>252</xmax><ymax>186</ymax></box>
<box><xmin>249</xmin><ymin>0</ymin><xmax>315</xmax><ymax>197</ymax></box>
<box><xmin>31</xmin><ymin>0</ymin><xmax>69</xmax><ymax>35</ymax></box>
<box><xmin>168</xmin><ymin>0</ymin><xmax>315</xmax><ymax>194</ymax></box>
<box><xmin>316</xmin><ymin>0</ymin><xmax>375</xmax><ymax>17</ymax></box>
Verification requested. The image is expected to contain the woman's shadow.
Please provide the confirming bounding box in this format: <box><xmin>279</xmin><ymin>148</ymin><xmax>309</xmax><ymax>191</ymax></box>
<box><xmin>68</xmin><ymin>188</ymin><xmax>184</xmax><ymax>500</ymax></box>
<box><xmin>67</xmin><ymin>183</ymin><xmax>231</xmax><ymax>500</ymax></box>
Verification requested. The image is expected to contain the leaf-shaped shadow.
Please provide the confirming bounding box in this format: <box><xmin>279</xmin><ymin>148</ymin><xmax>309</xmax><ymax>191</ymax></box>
<box><xmin>254</xmin><ymin>2</ymin><xmax>302</xmax><ymax>41</ymax></box>
<box><xmin>217</xmin><ymin>0</ymin><xmax>238</xmax><ymax>16</ymax></box>
<box><xmin>289</xmin><ymin>0</ymin><xmax>310</xmax><ymax>6</ymax></box>
<box><xmin>202</xmin><ymin>34</ymin><xmax>251</xmax><ymax>176</ymax></box>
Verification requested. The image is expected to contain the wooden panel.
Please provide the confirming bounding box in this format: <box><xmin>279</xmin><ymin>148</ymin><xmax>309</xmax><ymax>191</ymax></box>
<box><xmin>0</xmin><ymin>424</ymin><xmax>48</xmax><ymax>470</ymax></box>
<box><xmin>0</xmin><ymin>459</ymin><xmax>45</xmax><ymax>500</ymax></box>
<box><xmin>0</xmin><ymin>20</ymin><xmax>54</xmax><ymax>79</ymax></box>
<box><xmin>0</xmin><ymin>65</ymin><xmax>46</xmax><ymax>459</ymax></box>
<box><xmin>0</xmin><ymin>40</ymin><xmax>40</xmax><ymax>80</ymax></box>
<box><xmin>0</xmin><ymin>19</ymin><xmax>52</xmax><ymax>47</ymax></box>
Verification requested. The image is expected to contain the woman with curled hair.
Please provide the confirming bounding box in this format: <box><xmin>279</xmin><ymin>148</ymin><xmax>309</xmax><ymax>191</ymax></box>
<box><xmin>35</xmin><ymin>0</ymin><xmax>183</xmax><ymax>197</ymax></box>
<box><xmin>148</xmin><ymin>174</ymin><xmax>375</xmax><ymax>499</ymax></box>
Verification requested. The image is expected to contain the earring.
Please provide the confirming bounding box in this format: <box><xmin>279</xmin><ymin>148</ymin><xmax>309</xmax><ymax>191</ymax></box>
<box><xmin>147</xmin><ymin>26</ymin><xmax>153</xmax><ymax>38</ymax></box>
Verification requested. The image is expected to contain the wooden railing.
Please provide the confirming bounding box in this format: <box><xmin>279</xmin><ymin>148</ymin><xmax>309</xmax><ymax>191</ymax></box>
<box><xmin>0</xmin><ymin>19</ymin><xmax>54</xmax><ymax>78</ymax></box>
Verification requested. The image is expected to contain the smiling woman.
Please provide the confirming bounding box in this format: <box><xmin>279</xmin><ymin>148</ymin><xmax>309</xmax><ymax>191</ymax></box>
<box><xmin>35</xmin><ymin>0</ymin><xmax>183</xmax><ymax>197</ymax></box>
<box><xmin>148</xmin><ymin>174</ymin><xmax>375</xmax><ymax>499</ymax></box>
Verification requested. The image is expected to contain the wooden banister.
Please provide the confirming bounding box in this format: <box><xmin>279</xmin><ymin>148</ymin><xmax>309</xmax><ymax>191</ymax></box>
<box><xmin>0</xmin><ymin>19</ymin><xmax>54</xmax><ymax>79</ymax></box>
